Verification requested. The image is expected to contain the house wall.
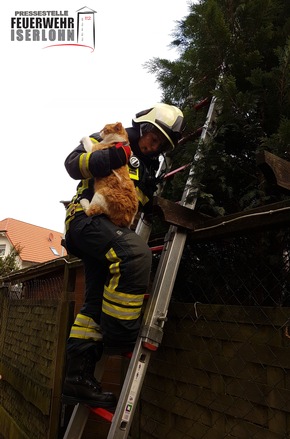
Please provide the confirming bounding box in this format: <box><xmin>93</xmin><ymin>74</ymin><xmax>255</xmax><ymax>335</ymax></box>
<box><xmin>0</xmin><ymin>234</ymin><xmax>26</xmax><ymax>269</ymax></box>
<box><xmin>0</xmin><ymin>235</ymin><xmax>11</xmax><ymax>257</ymax></box>
<box><xmin>0</xmin><ymin>235</ymin><xmax>39</xmax><ymax>270</ymax></box>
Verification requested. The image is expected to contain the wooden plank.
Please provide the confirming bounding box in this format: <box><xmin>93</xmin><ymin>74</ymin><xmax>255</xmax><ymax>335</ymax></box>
<box><xmin>153</xmin><ymin>196</ymin><xmax>207</xmax><ymax>230</ymax></box>
<box><xmin>268</xmin><ymin>408</ymin><xmax>288</xmax><ymax>436</ymax></box>
<box><xmin>173</xmin><ymin>417</ymin><xmax>218</xmax><ymax>439</ymax></box>
<box><xmin>225</xmin><ymin>376</ymin><xmax>290</xmax><ymax>412</ymax></box>
<box><xmin>257</xmin><ymin>150</ymin><xmax>290</xmax><ymax>190</ymax></box>
<box><xmin>153</xmin><ymin>196</ymin><xmax>290</xmax><ymax>239</ymax></box>
<box><xmin>148</xmin><ymin>352</ymin><xmax>266</xmax><ymax>385</ymax></box>
<box><xmin>190</xmin><ymin>200</ymin><xmax>290</xmax><ymax>240</ymax></box>
<box><xmin>227</xmin><ymin>417</ymin><xmax>285</xmax><ymax>439</ymax></box>
<box><xmin>237</xmin><ymin>342</ymin><xmax>290</xmax><ymax>369</ymax></box>
<box><xmin>170</xmin><ymin>303</ymin><xmax>290</xmax><ymax>327</ymax></box>
<box><xmin>162</xmin><ymin>319</ymin><xmax>283</xmax><ymax>347</ymax></box>
<box><xmin>0</xmin><ymin>406</ymin><xmax>30</xmax><ymax>439</ymax></box>
<box><xmin>166</xmin><ymin>333</ymin><xmax>290</xmax><ymax>372</ymax></box>
<box><xmin>0</xmin><ymin>256</ymin><xmax>82</xmax><ymax>284</ymax></box>
<box><xmin>141</xmin><ymin>382</ymin><xmax>269</xmax><ymax>428</ymax></box>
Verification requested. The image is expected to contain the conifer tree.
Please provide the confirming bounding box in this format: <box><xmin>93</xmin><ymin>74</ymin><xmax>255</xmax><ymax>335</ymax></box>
<box><xmin>147</xmin><ymin>0</ymin><xmax>290</xmax><ymax>214</ymax></box>
<box><xmin>0</xmin><ymin>246</ymin><xmax>21</xmax><ymax>277</ymax></box>
<box><xmin>147</xmin><ymin>0</ymin><xmax>290</xmax><ymax>305</ymax></box>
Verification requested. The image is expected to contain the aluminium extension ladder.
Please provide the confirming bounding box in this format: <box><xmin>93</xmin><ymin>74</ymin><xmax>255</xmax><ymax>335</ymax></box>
<box><xmin>63</xmin><ymin>93</ymin><xmax>219</xmax><ymax>439</ymax></box>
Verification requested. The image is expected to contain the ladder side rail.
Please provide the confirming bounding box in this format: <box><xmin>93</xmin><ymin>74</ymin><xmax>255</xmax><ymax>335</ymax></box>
<box><xmin>106</xmin><ymin>338</ymin><xmax>151</xmax><ymax>439</ymax></box>
<box><xmin>62</xmin><ymin>404</ymin><xmax>91</xmax><ymax>439</ymax></box>
<box><xmin>141</xmin><ymin>227</ymin><xmax>187</xmax><ymax>346</ymax></box>
<box><xmin>181</xmin><ymin>95</ymin><xmax>219</xmax><ymax>209</ymax></box>
<box><xmin>105</xmin><ymin>226</ymin><xmax>189</xmax><ymax>437</ymax></box>
<box><xmin>141</xmin><ymin>89</ymin><xmax>221</xmax><ymax>345</ymax></box>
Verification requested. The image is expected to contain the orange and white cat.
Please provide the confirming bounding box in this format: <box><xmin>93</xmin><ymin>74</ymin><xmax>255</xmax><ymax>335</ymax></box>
<box><xmin>80</xmin><ymin>122</ymin><xmax>138</xmax><ymax>228</ymax></box>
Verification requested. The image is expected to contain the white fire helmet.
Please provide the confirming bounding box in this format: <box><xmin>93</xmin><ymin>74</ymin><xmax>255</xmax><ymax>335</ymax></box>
<box><xmin>133</xmin><ymin>103</ymin><xmax>184</xmax><ymax>151</ymax></box>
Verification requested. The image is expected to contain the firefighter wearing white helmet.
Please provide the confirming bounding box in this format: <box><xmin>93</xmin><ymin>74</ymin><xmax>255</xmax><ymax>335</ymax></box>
<box><xmin>133</xmin><ymin>103</ymin><xmax>184</xmax><ymax>152</ymax></box>
<box><xmin>62</xmin><ymin>102</ymin><xmax>184</xmax><ymax>408</ymax></box>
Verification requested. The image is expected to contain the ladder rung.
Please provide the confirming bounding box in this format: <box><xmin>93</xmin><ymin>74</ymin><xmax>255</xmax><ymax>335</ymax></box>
<box><xmin>90</xmin><ymin>407</ymin><xmax>114</xmax><ymax>422</ymax></box>
<box><xmin>142</xmin><ymin>341</ymin><xmax>158</xmax><ymax>351</ymax></box>
<box><xmin>194</xmin><ymin>97</ymin><xmax>210</xmax><ymax>110</ymax></box>
<box><xmin>149</xmin><ymin>245</ymin><xmax>164</xmax><ymax>253</ymax></box>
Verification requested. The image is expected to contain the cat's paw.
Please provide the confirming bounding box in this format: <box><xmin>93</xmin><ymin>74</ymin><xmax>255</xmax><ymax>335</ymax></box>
<box><xmin>81</xmin><ymin>136</ymin><xmax>93</xmax><ymax>152</ymax></box>
<box><xmin>80</xmin><ymin>198</ymin><xmax>90</xmax><ymax>212</ymax></box>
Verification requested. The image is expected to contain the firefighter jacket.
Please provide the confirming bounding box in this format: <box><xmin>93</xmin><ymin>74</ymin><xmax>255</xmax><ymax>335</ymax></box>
<box><xmin>64</xmin><ymin>126</ymin><xmax>160</xmax><ymax>230</ymax></box>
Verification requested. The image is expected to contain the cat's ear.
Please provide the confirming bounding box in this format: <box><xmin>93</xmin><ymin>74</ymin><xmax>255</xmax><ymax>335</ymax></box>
<box><xmin>115</xmin><ymin>122</ymin><xmax>122</xmax><ymax>131</ymax></box>
<box><xmin>100</xmin><ymin>126</ymin><xmax>105</xmax><ymax>137</ymax></box>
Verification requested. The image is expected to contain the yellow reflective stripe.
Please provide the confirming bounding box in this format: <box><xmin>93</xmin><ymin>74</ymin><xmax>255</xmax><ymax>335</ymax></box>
<box><xmin>65</xmin><ymin>180</ymin><xmax>91</xmax><ymax>230</ymax></box>
<box><xmin>105</xmin><ymin>248</ymin><xmax>121</xmax><ymax>291</ymax></box>
<box><xmin>102</xmin><ymin>302</ymin><xmax>142</xmax><ymax>320</ymax></box>
<box><xmin>135</xmin><ymin>187</ymin><xmax>149</xmax><ymax>206</ymax></box>
<box><xmin>103</xmin><ymin>248</ymin><xmax>144</xmax><ymax>319</ymax></box>
<box><xmin>78</xmin><ymin>178</ymin><xmax>90</xmax><ymax>193</ymax></box>
<box><xmin>69</xmin><ymin>313</ymin><xmax>102</xmax><ymax>341</ymax></box>
<box><xmin>79</xmin><ymin>152</ymin><xmax>93</xmax><ymax>178</ymax></box>
<box><xmin>65</xmin><ymin>202</ymin><xmax>84</xmax><ymax>231</ymax></box>
<box><xmin>65</xmin><ymin>214</ymin><xmax>76</xmax><ymax>232</ymax></box>
<box><xmin>103</xmin><ymin>287</ymin><xmax>144</xmax><ymax>308</ymax></box>
<box><xmin>65</xmin><ymin>203</ymin><xmax>83</xmax><ymax>217</ymax></box>
<box><xmin>129</xmin><ymin>167</ymin><xmax>139</xmax><ymax>181</ymax></box>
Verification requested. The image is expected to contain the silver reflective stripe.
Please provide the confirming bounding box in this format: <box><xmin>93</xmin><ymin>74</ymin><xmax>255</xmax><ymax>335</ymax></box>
<box><xmin>102</xmin><ymin>301</ymin><xmax>142</xmax><ymax>321</ymax></box>
<box><xmin>69</xmin><ymin>313</ymin><xmax>103</xmax><ymax>341</ymax></box>
<box><xmin>69</xmin><ymin>326</ymin><xmax>103</xmax><ymax>341</ymax></box>
<box><xmin>74</xmin><ymin>314</ymin><xmax>100</xmax><ymax>329</ymax></box>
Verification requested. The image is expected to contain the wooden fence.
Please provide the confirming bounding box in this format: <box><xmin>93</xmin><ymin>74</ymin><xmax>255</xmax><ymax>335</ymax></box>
<box><xmin>136</xmin><ymin>303</ymin><xmax>290</xmax><ymax>438</ymax></box>
<box><xmin>1</xmin><ymin>198</ymin><xmax>290</xmax><ymax>438</ymax></box>
<box><xmin>0</xmin><ymin>258</ymin><xmax>75</xmax><ymax>439</ymax></box>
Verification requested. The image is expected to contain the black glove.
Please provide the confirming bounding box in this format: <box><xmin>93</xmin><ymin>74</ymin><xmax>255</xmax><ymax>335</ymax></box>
<box><xmin>109</xmin><ymin>143</ymin><xmax>132</xmax><ymax>169</ymax></box>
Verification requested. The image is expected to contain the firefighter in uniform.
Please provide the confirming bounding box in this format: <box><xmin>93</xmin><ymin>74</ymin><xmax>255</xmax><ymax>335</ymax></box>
<box><xmin>62</xmin><ymin>103</ymin><xmax>184</xmax><ymax>407</ymax></box>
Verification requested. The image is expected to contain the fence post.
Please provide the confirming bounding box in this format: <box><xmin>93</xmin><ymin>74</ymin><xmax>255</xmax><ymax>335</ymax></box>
<box><xmin>0</xmin><ymin>285</ymin><xmax>9</xmax><ymax>377</ymax></box>
<box><xmin>48</xmin><ymin>259</ymin><xmax>77</xmax><ymax>439</ymax></box>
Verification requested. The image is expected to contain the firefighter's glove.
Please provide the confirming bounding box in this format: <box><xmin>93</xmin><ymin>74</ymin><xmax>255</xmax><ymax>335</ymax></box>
<box><xmin>109</xmin><ymin>142</ymin><xmax>132</xmax><ymax>169</ymax></box>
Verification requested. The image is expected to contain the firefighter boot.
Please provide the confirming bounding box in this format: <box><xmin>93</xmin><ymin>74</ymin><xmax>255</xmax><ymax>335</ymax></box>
<box><xmin>62</xmin><ymin>345</ymin><xmax>117</xmax><ymax>408</ymax></box>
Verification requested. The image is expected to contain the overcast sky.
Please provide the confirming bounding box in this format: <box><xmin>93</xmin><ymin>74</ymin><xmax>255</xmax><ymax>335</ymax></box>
<box><xmin>1</xmin><ymin>1</ymin><xmax>191</xmax><ymax>233</ymax></box>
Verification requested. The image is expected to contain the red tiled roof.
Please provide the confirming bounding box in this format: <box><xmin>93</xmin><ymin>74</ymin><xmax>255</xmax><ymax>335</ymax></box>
<box><xmin>0</xmin><ymin>218</ymin><xmax>66</xmax><ymax>263</ymax></box>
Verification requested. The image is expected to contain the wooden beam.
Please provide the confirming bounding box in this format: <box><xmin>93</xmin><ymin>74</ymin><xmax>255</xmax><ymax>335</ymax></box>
<box><xmin>190</xmin><ymin>200</ymin><xmax>290</xmax><ymax>240</ymax></box>
<box><xmin>0</xmin><ymin>256</ymin><xmax>81</xmax><ymax>284</ymax></box>
<box><xmin>256</xmin><ymin>150</ymin><xmax>290</xmax><ymax>190</ymax></box>
<box><xmin>153</xmin><ymin>196</ymin><xmax>290</xmax><ymax>240</ymax></box>
<box><xmin>153</xmin><ymin>197</ymin><xmax>209</xmax><ymax>230</ymax></box>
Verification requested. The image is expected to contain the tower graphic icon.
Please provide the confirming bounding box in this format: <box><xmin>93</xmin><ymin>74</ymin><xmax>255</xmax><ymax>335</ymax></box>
<box><xmin>76</xmin><ymin>6</ymin><xmax>97</xmax><ymax>50</ymax></box>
